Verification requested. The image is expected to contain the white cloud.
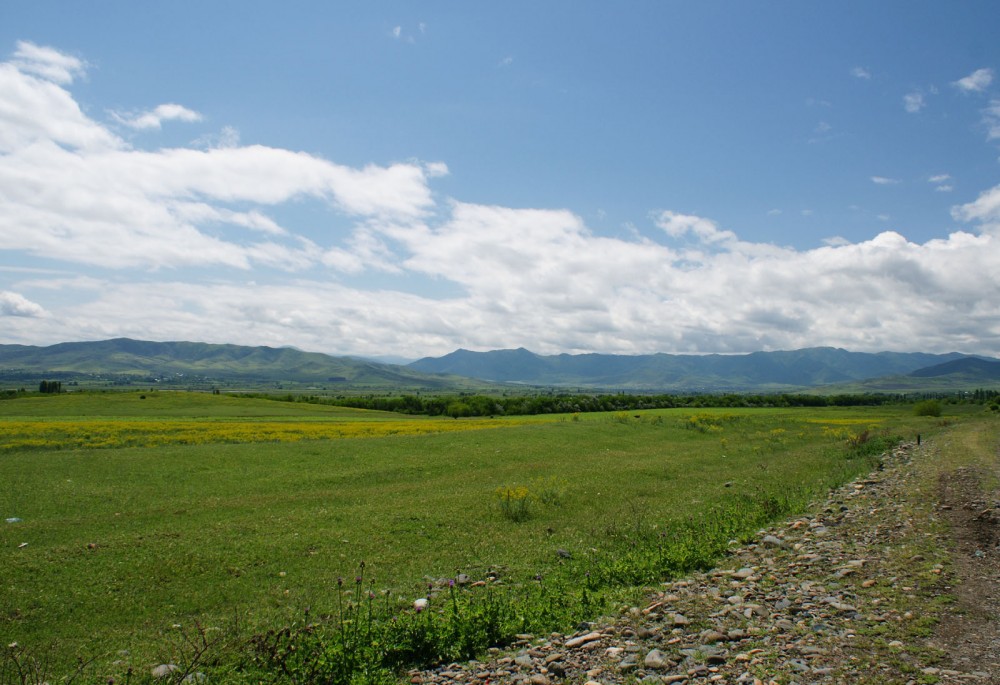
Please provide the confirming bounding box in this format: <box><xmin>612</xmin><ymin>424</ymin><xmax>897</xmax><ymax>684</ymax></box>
<box><xmin>903</xmin><ymin>91</ymin><xmax>925</xmax><ymax>113</ymax></box>
<box><xmin>953</xmin><ymin>67</ymin><xmax>994</xmax><ymax>94</ymax></box>
<box><xmin>112</xmin><ymin>103</ymin><xmax>203</xmax><ymax>130</ymax></box>
<box><xmin>498</xmin><ymin>56</ymin><xmax>514</xmax><ymax>68</ymax></box>
<box><xmin>392</xmin><ymin>26</ymin><xmax>402</xmax><ymax>39</ymax></box>
<box><xmin>984</xmin><ymin>99</ymin><xmax>1000</xmax><ymax>140</ymax></box>
<box><xmin>929</xmin><ymin>174</ymin><xmax>951</xmax><ymax>184</ymax></box>
<box><xmin>766</xmin><ymin>209</ymin><xmax>782</xmax><ymax>216</ymax></box>
<box><xmin>0</xmin><ymin>291</ymin><xmax>47</xmax><ymax>317</ymax></box>
<box><xmin>871</xmin><ymin>176</ymin><xmax>900</xmax><ymax>185</ymax></box>
<box><xmin>655</xmin><ymin>210</ymin><xmax>737</xmax><ymax>245</ymax></box>
<box><xmin>4</xmin><ymin>41</ymin><xmax>1000</xmax><ymax>358</ymax></box>
<box><xmin>952</xmin><ymin>184</ymin><xmax>1000</xmax><ymax>225</ymax></box>
<box><xmin>851</xmin><ymin>67</ymin><xmax>871</xmax><ymax>80</ymax></box>
<box><xmin>935</xmin><ymin>185</ymin><xmax>954</xmax><ymax>193</ymax></box>
<box><xmin>0</xmin><ymin>45</ymin><xmax>438</xmax><ymax>272</ymax></box>
<box><xmin>11</xmin><ymin>41</ymin><xmax>85</xmax><ymax>84</ymax></box>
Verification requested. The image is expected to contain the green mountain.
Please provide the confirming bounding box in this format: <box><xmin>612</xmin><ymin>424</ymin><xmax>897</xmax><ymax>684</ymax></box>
<box><xmin>3</xmin><ymin>339</ymin><xmax>995</xmax><ymax>393</ymax></box>
<box><xmin>0</xmin><ymin>338</ymin><xmax>468</xmax><ymax>390</ymax></box>
<box><xmin>408</xmin><ymin>346</ymin><xmax>984</xmax><ymax>391</ymax></box>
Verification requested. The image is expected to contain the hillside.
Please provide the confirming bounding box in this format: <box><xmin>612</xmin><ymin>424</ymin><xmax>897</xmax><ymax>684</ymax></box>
<box><xmin>408</xmin><ymin>346</ymin><xmax>981</xmax><ymax>391</ymax></box>
<box><xmin>0</xmin><ymin>338</ymin><xmax>467</xmax><ymax>390</ymax></box>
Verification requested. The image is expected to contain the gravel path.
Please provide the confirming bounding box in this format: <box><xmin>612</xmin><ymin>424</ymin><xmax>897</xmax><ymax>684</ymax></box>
<box><xmin>409</xmin><ymin>439</ymin><xmax>1000</xmax><ymax>685</ymax></box>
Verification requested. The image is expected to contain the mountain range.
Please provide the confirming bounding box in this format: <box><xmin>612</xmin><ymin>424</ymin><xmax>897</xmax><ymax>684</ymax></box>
<box><xmin>408</xmin><ymin>347</ymin><xmax>997</xmax><ymax>392</ymax></box>
<box><xmin>1</xmin><ymin>338</ymin><xmax>998</xmax><ymax>393</ymax></box>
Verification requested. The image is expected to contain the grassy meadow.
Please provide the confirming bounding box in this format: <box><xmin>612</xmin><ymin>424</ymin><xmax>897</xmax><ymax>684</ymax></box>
<box><xmin>0</xmin><ymin>391</ymin><xmax>977</xmax><ymax>682</ymax></box>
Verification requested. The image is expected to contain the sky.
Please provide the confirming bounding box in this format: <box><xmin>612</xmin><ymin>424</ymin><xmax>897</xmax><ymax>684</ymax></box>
<box><xmin>2</xmin><ymin>1</ymin><xmax>1000</xmax><ymax>360</ymax></box>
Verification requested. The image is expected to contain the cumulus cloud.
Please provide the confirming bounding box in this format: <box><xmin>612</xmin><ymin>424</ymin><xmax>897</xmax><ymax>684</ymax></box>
<box><xmin>3</xmin><ymin>41</ymin><xmax>1000</xmax><ymax>358</ymax></box>
<box><xmin>0</xmin><ymin>291</ymin><xmax>47</xmax><ymax>317</ymax></box>
<box><xmin>953</xmin><ymin>67</ymin><xmax>994</xmax><ymax>94</ymax></box>
<box><xmin>16</xmin><ymin>207</ymin><xmax>999</xmax><ymax>357</ymax></box>
<box><xmin>0</xmin><ymin>43</ymin><xmax>437</xmax><ymax>272</ymax></box>
<box><xmin>111</xmin><ymin>103</ymin><xmax>203</xmax><ymax>130</ymax></box>
<box><xmin>851</xmin><ymin>66</ymin><xmax>871</xmax><ymax>80</ymax></box>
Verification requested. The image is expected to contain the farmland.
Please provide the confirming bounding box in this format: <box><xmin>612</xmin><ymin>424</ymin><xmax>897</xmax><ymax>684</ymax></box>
<box><xmin>0</xmin><ymin>391</ymin><xmax>981</xmax><ymax>682</ymax></box>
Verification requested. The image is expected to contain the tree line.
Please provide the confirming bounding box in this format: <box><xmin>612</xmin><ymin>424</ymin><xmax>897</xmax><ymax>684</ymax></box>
<box><xmin>240</xmin><ymin>391</ymin><xmax>909</xmax><ymax>418</ymax></box>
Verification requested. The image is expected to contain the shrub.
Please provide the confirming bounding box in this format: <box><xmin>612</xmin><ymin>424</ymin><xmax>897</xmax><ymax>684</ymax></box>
<box><xmin>914</xmin><ymin>399</ymin><xmax>942</xmax><ymax>417</ymax></box>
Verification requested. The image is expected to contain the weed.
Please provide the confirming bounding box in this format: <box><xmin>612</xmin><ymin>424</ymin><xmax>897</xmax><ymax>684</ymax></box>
<box><xmin>494</xmin><ymin>484</ymin><xmax>533</xmax><ymax>522</ymax></box>
<box><xmin>532</xmin><ymin>476</ymin><xmax>568</xmax><ymax>506</ymax></box>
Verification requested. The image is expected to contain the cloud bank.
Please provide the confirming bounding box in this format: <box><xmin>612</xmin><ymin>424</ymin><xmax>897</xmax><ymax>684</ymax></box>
<box><xmin>2</xmin><ymin>42</ymin><xmax>999</xmax><ymax>358</ymax></box>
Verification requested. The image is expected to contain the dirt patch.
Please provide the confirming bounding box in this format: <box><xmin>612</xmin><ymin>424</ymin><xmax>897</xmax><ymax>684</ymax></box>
<box><xmin>935</xmin><ymin>466</ymin><xmax>1000</xmax><ymax>682</ymax></box>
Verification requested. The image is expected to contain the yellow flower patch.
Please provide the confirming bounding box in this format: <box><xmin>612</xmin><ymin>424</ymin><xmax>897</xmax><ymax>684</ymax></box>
<box><xmin>0</xmin><ymin>417</ymin><xmax>518</xmax><ymax>451</ymax></box>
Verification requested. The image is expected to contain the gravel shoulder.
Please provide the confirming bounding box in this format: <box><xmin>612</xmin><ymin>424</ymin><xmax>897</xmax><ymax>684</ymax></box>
<box><xmin>411</xmin><ymin>433</ymin><xmax>1000</xmax><ymax>685</ymax></box>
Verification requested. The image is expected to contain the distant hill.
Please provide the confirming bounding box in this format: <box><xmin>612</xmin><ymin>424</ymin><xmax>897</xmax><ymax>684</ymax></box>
<box><xmin>0</xmin><ymin>338</ymin><xmax>469</xmax><ymax>390</ymax></box>
<box><xmin>908</xmin><ymin>357</ymin><xmax>1000</xmax><ymax>380</ymax></box>
<box><xmin>2</xmin><ymin>339</ymin><xmax>995</xmax><ymax>393</ymax></box>
<box><xmin>408</xmin><ymin>347</ymin><xmax>983</xmax><ymax>391</ymax></box>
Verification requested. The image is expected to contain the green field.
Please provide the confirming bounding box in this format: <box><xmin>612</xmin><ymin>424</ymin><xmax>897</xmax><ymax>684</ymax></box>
<box><xmin>0</xmin><ymin>392</ymin><xmax>978</xmax><ymax>683</ymax></box>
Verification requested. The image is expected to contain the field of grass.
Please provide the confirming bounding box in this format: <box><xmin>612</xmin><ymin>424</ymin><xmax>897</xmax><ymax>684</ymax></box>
<box><xmin>0</xmin><ymin>391</ymin><xmax>980</xmax><ymax>683</ymax></box>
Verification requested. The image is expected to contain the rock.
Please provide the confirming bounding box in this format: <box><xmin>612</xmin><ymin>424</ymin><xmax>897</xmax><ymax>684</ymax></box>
<box><xmin>643</xmin><ymin>648</ymin><xmax>671</xmax><ymax>669</ymax></box>
<box><xmin>762</xmin><ymin>535</ymin><xmax>786</xmax><ymax>548</ymax></box>
<box><xmin>565</xmin><ymin>631</ymin><xmax>603</xmax><ymax>648</ymax></box>
<box><xmin>618</xmin><ymin>655</ymin><xmax>639</xmax><ymax>672</ymax></box>
<box><xmin>151</xmin><ymin>664</ymin><xmax>179</xmax><ymax>679</ymax></box>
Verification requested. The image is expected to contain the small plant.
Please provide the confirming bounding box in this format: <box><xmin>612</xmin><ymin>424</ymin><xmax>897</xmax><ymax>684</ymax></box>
<box><xmin>494</xmin><ymin>485</ymin><xmax>533</xmax><ymax>522</ymax></box>
<box><xmin>532</xmin><ymin>476</ymin><xmax>568</xmax><ymax>506</ymax></box>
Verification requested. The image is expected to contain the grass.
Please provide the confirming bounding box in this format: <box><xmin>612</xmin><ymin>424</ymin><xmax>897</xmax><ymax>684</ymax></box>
<box><xmin>0</xmin><ymin>392</ymin><xmax>976</xmax><ymax>682</ymax></box>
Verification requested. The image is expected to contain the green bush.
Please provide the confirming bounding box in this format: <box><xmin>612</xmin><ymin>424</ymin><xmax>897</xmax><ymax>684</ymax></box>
<box><xmin>914</xmin><ymin>399</ymin><xmax>942</xmax><ymax>417</ymax></box>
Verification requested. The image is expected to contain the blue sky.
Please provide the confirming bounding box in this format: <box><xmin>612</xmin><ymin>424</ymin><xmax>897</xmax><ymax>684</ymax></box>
<box><xmin>2</xmin><ymin>1</ymin><xmax>1000</xmax><ymax>358</ymax></box>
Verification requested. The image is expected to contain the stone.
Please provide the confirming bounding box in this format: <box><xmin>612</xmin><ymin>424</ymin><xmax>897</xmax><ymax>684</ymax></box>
<box><xmin>565</xmin><ymin>631</ymin><xmax>603</xmax><ymax>648</ymax></box>
<box><xmin>643</xmin><ymin>648</ymin><xmax>671</xmax><ymax>669</ymax></box>
<box><xmin>151</xmin><ymin>664</ymin><xmax>179</xmax><ymax>679</ymax></box>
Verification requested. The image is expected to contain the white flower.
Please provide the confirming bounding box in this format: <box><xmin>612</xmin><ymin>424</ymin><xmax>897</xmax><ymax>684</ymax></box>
<box><xmin>413</xmin><ymin>598</ymin><xmax>428</xmax><ymax>612</ymax></box>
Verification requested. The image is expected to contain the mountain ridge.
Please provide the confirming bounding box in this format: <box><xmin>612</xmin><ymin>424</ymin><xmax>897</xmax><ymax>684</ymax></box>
<box><xmin>408</xmin><ymin>346</ymin><xmax>984</xmax><ymax>390</ymax></box>
<box><xmin>1</xmin><ymin>338</ymin><xmax>994</xmax><ymax>392</ymax></box>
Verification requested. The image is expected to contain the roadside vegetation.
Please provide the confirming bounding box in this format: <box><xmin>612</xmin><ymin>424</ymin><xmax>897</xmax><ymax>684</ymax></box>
<box><xmin>0</xmin><ymin>391</ymin><xmax>992</xmax><ymax>683</ymax></box>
